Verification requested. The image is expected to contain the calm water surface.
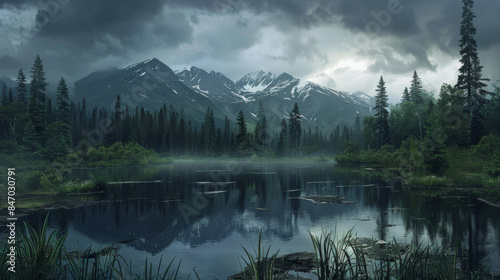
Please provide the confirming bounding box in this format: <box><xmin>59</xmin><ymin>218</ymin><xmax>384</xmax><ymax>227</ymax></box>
<box><xmin>22</xmin><ymin>161</ymin><xmax>500</xmax><ymax>279</ymax></box>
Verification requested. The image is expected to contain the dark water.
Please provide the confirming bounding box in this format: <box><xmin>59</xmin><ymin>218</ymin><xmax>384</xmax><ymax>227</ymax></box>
<box><xmin>22</xmin><ymin>161</ymin><xmax>500</xmax><ymax>278</ymax></box>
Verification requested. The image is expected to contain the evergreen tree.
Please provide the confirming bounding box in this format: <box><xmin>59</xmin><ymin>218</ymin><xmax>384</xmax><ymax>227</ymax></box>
<box><xmin>333</xmin><ymin>126</ymin><xmax>341</xmax><ymax>154</ymax></box>
<box><xmin>80</xmin><ymin>98</ymin><xmax>87</xmax><ymax>137</ymax></box>
<box><xmin>122</xmin><ymin>106</ymin><xmax>131</xmax><ymax>144</ymax></box>
<box><xmin>178</xmin><ymin>108</ymin><xmax>187</xmax><ymax>154</ymax></box>
<box><xmin>169</xmin><ymin>106</ymin><xmax>177</xmax><ymax>154</ymax></box>
<box><xmin>483</xmin><ymin>83</ymin><xmax>500</xmax><ymax>134</ymax></box>
<box><xmin>203</xmin><ymin>107</ymin><xmax>216</xmax><ymax>155</ymax></box>
<box><xmin>236</xmin><ymin>110</ymin><xmax>247</xmax><ymax>151</ymax></box>
<box><xmin>374</xmin><ymin>76</ymin><xmax>390</xmax><ymax>147</ymax></box>
<box><xmin>257</xmin><ymin>100</ymin><xmax>268</xmax><ymax>150</ymax></box>
<box><xmin>288</xmin><ymin>102</ymin><xmax>301</xmax><ymax>154</ymax></box>
<box><xmin>8</xmin><ymin>88</ymin><xmax>13</xmax><ymax>104</ymax></box>
<box><xmin>362</xmin><ymin>117</ymin><xmax>377</xmax><ymax>150</ymax></box>
<box><xmin>46</xmin><ymin>98</ymin><xmax>55</xmax><ymax>123</ymax></box>
<box><xmin>254</xmin><ymin>123</ymin><xmax>262</xmax><ymax>154</ymax></box>
<box><xmin>456</xmin><ymin>0</ymin><xmax>490</xmax><ymax>145</ymax></box>
<box><xmin>410</xmin><ymin>71</ymin><xmax>423</xmax><ymax>106</ymax></box>
<box><xmin>470</xmin><ymin>110</ymin><xmax>484</xmax><ymax>145</ymax></box>
<box><xmin>410</xmin><ymin>71</ymin><xmax>425</xmax><ymax>140</ymax></box>
<box><xmin>354</xmin><ymin>115</ymin><xmax>363</xmax><ymax>149</ymax></box>
<box><xmin>56</xmin><ymin>78</ymin><xmax>71</xmax><ymax>145</ymax></box>
<box><xmin>342</xmin><ymin>126</ymin><xmax>350</xmax><ymax>143</ymax></box>
<box><xmin>16</xmin><ymin>69</ymin><xmax>28</xmax><ymax>108</ymax></box>
<box><xmin>114</xmin><ymin>95</ymin><xmax>122</xmax><ymax>144</ymax></box>
<box><xmin>276</xmin><ymin>119</ymin><xmax>288</xmax><ymax>157</ymax></box>
<box><xmin>401</xmin><ymin>87</ymin><xmax>411</xmax><ymax>104</ymax></box>
<box><xmin>223</xmin><ymin>115</ymin><xmax>231</xmax><ymax>155</ymax></box>
<box><xmin>21</xmin><ymin>119</ymin><xmax>41</xmax><ymax>154</ymax></box>
<box><xmin>1</xmin><ymin>84</ymin><xmax>7</xmax><ymax>106</ymax></box>
<box><xmin>215</xmin><ymin>128</ymin><xmax>223</xmax><ymax>156</ymax></box>
<box><xmin>28</xmin><ymin>55</ymin><xmax>48</xmax><ymax>146</ymax></box>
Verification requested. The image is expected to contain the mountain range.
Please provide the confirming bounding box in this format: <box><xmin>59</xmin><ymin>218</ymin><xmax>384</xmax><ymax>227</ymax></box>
<box><xmin>70</xmin><ymin>58</ymin><xmax>374</xmax><ymax>132</ymax></box>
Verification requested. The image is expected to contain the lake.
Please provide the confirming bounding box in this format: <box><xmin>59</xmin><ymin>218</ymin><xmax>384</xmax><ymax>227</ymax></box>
<box><xmin>20</xmin><ymin>160</ymin><xmax>500</xmax><ymax>279</ymax></box>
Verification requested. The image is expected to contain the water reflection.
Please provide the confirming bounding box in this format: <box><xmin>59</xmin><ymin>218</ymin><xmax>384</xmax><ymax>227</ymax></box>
<box><xmin>23</xmin><ymin>161</ymin><xmax>500</xmax><ymax>278</ymax></box>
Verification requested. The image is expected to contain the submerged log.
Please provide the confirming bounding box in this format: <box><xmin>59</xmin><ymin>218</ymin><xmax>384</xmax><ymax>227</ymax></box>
<box><xmin>290</xmin><ymin>195</ymin><xmax>356</xmax><ymax>205</ymax></box>
<box><xmin>65</xmin><ymin>245</ymin><xmax>121</xmax><ymax>259</ymax></box>
<box><xmin>227</xmin><ymin>252</ymin><xmax>316</xmax><ymax>280</ymax></box>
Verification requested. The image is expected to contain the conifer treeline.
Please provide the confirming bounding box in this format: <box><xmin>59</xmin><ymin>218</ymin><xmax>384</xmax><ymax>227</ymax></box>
<box><xmin>0</xmin><ymin>56</ymin><xmax>362</xmax><ymax>160</ymax></box>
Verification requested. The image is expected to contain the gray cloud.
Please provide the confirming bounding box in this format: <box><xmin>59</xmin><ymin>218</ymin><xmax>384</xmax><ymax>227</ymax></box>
<box><xmin>0</xmin><ymin>0</ymin><xmax>35</xmax><ymax>9</ymax></box>
<box><xmin>365</xmin><ymin>42</ymin><xmax>437</xmax><ymax>74</ymax></box>
<box><xmin>0</xmin><ymin>0</ymin><xmax>498</xmax><ymax>92</ymax></box>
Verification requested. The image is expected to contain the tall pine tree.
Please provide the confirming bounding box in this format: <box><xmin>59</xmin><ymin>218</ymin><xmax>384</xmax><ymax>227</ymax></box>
<box><xmin>113</xmin><ymin>95</ymin><xmax>122</xmax><ymax>144</ymax></box>
<box><xmin>236</xmin><ymin>110</ymin><xmax>247</xmax><ymax>151</ymax></box>
<box><xmin>456</xmin><ymin>0</ymin><xmax>490</xmax><ymax>145</ymax></box>
<box><xmin>16</xmin><ymin>69</ymin><xmax>28</xmax><ymax>109</ymax></box>
<box><xmin>410</xmin><ymin>71</ymin><xmax>424</xmax><ymax>140</ymax></box>
<box><xmin>410</xmin><ymin>71</ymin><xmax>423</xmax><ymax>106</ymax></box>
<box><xmin>374</xmin><ymin>76</ymin><xmax>390</xmax><ymax>147</ymax></box>
<box><xmin>276</xmin><ymin>119</ymin><xmax>288</xmax><ymax>157</ymax></box>
<box><xmin>28</xmin><ymin>55</ymin><xmax>47</xmax><ymax>146</ymax></box>
<box><xmin>1</xmin><ymin>84</ymin><xmax>7</xmax><ymax>106</ymax></box>
<box><xmin>401</xmin><ymin>87</ymin><xmax>411</xmax><ymax>104</ymax></box>
<box><xmin>288</xmin><ymin>102</ymin><xmax>301</xmax><ymax>155</ymax></box>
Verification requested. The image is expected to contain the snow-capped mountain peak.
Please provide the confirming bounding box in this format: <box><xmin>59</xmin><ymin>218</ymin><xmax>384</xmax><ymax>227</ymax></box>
<box><xmin>236</xmin><ymin>70</ymin><xmax>276</xmax><ymax>92</ymax></box>
<box><xmin>350</xmin><ymin>91</ymin><xmax>375</xmax><ymax>107</ymax></box>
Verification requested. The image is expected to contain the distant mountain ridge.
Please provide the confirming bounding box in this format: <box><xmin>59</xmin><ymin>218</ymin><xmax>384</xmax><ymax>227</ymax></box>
<box><xmin>73</xmin><ymin>58</ymin><xmax>375</xmax><ymax>131</ymax></box>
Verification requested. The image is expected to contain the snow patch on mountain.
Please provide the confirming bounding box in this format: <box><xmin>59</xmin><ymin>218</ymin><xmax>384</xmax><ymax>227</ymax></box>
<box><xmin>236</xmin><ymin>70</ymin><xmax>276</xmax><ymax>92</ymax></box>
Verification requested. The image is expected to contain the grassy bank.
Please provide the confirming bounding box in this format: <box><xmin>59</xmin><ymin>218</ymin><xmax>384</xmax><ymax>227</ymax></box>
<box><xmin>1</xmin><ymin>218</ymin><xmax>496</xmax><ymax>280</ymax></box>
<box><xmin>0</xmin><ymin>142</ymin><xmax>173</xmax><ymax>195</ymax></box>
<box><xmin>335</xmin><ymin>134</ymin><xmax>500</xmax><ymax>188</ymax></box>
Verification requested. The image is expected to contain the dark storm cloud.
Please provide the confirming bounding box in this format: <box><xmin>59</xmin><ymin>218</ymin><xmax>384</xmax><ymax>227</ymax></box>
<box><xmin>34</xmin><ymin>0</ymin><xmax>192</xmax><ymax>53</ymax></box>
<box><xmin>422</xmin><ymin>0</ymin><xmax>500</xmax><ymax>54</ymax></box>
<box><xmin>168</xmin><ymin>0</ymin><xmax>338</xmax><ymax>28</ymax></box>
<box><xmin>332</xmin><ymin>0</ymin><xmax>420</xmax><ymax>37</ymax></box>
<box><xmin>0</xmin><ymin>0</ymin><xmax>498</xmax><ymax>85</ymax></box>
<box><xmin>0</xmin><ymin>0</ymin><xmax>195</xmax><ymax>80</ymax></box>
<box><xmin>169</xmin><ymin>0</ymin><xmax>420</xmax><ymax>35</ymax></box>
<box><xmin>365</xmin><ymin>43</ymin><xmax>437</xmax><ymax>74</ymax></box>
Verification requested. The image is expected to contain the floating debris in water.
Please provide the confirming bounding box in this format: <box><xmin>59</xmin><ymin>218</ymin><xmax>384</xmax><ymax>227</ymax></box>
<box><xmin>388</xmin><ymin>207</ymin><xmax>408</xmax><ymax>211</ymax></box>
<box><xmin>192</xmin><ymin>181</ymin><xmax>236</xmax><ymax>185</ymax></box>
<box><xmin>306</xmin><ymin>181</ymin><xmax>340</xmax><ymax>184</ymax></box>
<box><xmin>159</xmin><ymin>199</ymin><xmax>181</xmax><ymax>203</ymax></box>
<box><xmin>107</xmin><ymin>180</ymin><xmax>163</xmax><ymax>185</ymax></box>
<box><xmin>478</xmin><ymin>197</ymin><xmax>500</xmax><ymax>208</ymax></box>
<box><xmin>248</xmin><ymin>172</ymin><xmax>277</xmax><ymax>175</ymax></box>
<box><xmin>257</xmin><ymin>208</ymin><xmax>269</xmax><ymax>211</ymax></box>
<box><xmin>202</xmin><ymin>190</ymin><xmax>227</xmax><ymax>195</ymax></box>
<box><xmin>386</xmin><ymin>224</ymin><xmax>400</xmax><ymax>227</ymax></box>
<box><xmin>360</xmin><ymin>184</ymin><xmax>377</xmax><ymax>187</ymax></box>
<box><xmin>289</xmin><ymin>195</ymin><xmax>356</xmax><ymax>205</ymax></box>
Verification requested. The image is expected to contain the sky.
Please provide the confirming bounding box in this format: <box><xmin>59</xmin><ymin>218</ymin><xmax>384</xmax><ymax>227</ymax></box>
<box><xmin>0</xmin><ymin>0</ymin><xmax>499</xmax><ymax>103</ymax></box>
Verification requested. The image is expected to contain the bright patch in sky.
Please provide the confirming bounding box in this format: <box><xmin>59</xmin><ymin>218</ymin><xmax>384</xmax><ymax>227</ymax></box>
<box><xmin>333</xmin><ymin>59</ymin><xmax>368</xmax><ymax>72</ymax></box>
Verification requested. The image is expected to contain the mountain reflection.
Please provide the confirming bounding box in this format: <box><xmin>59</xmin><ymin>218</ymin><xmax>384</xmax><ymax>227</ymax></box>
<box><xmin>23</xmin><ymin>161</ymin><xmax>500</xmax><ymax>275</ymax></box>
